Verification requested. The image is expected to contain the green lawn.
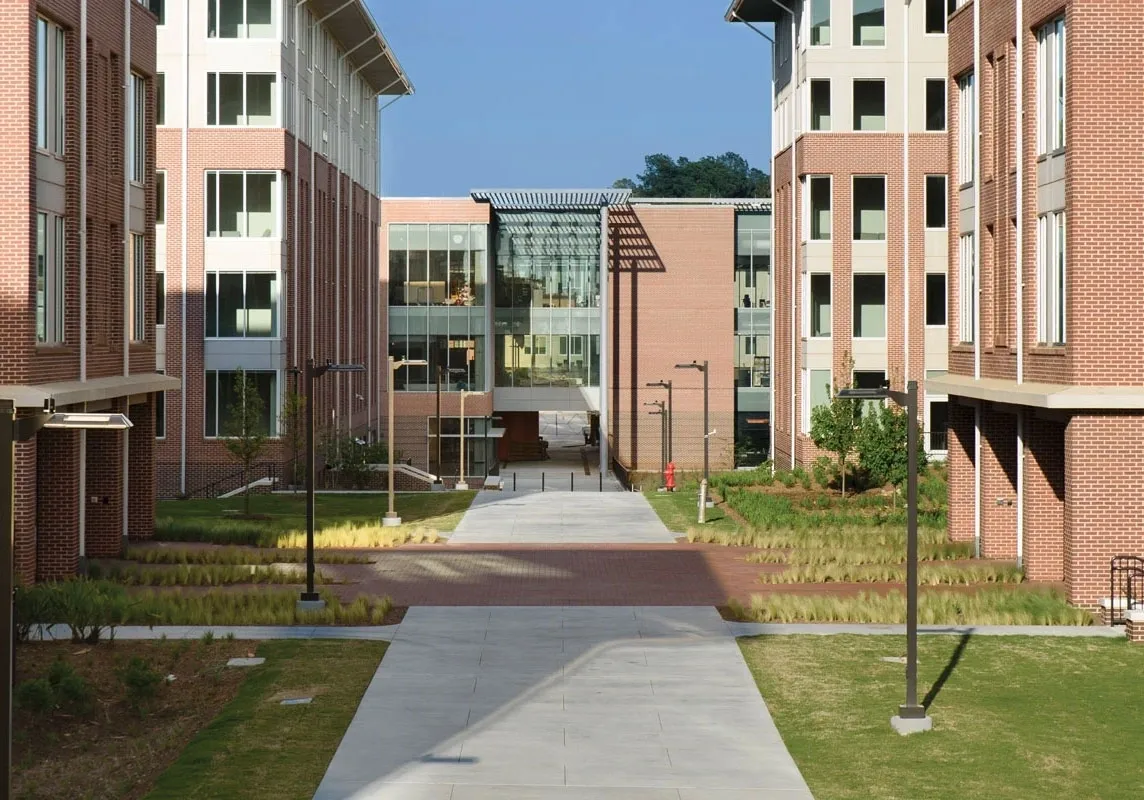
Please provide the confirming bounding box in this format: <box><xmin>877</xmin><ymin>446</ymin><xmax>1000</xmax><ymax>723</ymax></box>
<box><xmin>740</xmin><ymin>635</ymin><xmax>1144</xmax><ymax>800</ymax></box>
<box><xmin>643</xmin><ymin>485</ymin><xmax>742</xmax><ymax>536</ymax></box>
<box><xmin>155</xmin><ymin>492</ymin><xmax>476</xmax><ymax>547</ymax></box>
<box><xmin>147</xmin><ymin>640</ymin><xmax>385</xmax><ymax>800</ymax></box>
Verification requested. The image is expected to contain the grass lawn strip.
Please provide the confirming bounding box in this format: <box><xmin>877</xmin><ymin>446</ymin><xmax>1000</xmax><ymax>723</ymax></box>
<box><xmin>13</xmin><ymin>640</ymin><xmax>252</xmax><ymax>800</ymax></box>
<box><xmin>94</xmin><ymin>562</ymin><xmax>341</xmax><ymax>587</ymax></box>
<box><xmin>759</xmin><ymin>561</ymin><xmax>1024</xmax><ymax>586</ymax></box>
<box><xmin>124</xmin><ymin>546</ymin><xmax>373</xmax><ymax>566</ymax></box>
<box><xmin>643</xmin><ymin>485</ymin><xmax>742</xmax><ymax>536</ymax></box>
<box><xmin>739</xmin><ymin>635</ymin><xmax>1144</xmax><ymax>800</ymax></box>
<box><xmin>155</xmin><ymin>492</ymin><xmax>476</xmax><ymax>547</ymax></box>
<box><xmin>146</xmin><ymin>640</ymin><xmax>386</xmax><ymax>800</ymax></box>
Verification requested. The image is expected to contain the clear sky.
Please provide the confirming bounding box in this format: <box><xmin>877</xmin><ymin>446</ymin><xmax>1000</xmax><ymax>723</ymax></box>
<box><xmin>367</xmin><ymin>0</ymin><xmax>774</xmax><ymax>197</ymax></box>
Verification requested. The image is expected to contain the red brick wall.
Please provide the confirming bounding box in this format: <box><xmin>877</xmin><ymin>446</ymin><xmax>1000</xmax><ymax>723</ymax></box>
<box><xmin>128</xmin><ymin>398</ymin><xmax>155</xmax><ymax>539</ymax></box>
<box><xmin>14</xmin><ymin>440</ymin><xmax>37</xmax><ymax>584</ymax></box>
<box><xmin>947</xmin><ymin>400</ymin><xmax>976</xmax><ymax>544</ymax></box>
<box><xmin>1023</xmin><ymin>414</ymin><xmax>1065</xmax><ymax>581</ymax></box>
<box><xmin>36</xmin><ymin>429</ymin><xmax>80</xmax><ymax>580</ymax></box>
<box><xmin>84</xmin><ymin>419</ymin><xmax>125</xmax><ymax>559</ymax></box>
<box><xmin>979</xmin><ymin>404</ymin><xmax>1018</xmax><ymax>559</ymax></box>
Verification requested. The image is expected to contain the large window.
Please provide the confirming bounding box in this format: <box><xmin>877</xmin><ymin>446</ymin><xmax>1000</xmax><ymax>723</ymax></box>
<box><xmin>928</xmin><ymin>399</ymin><xmax>949</xmax><ymax>452</ymax></box>
<box><xmin>156</xmin><ymin>72</ymin><xmax>166</xmax><ymax>126</ymax></box>
<box><xmin>36</xmin><ymin>212</ymin><xmax>65</xmax><ymax>344</ymax></box>
<box><xmin>735</xmin><ymin>213</ymin><xmax>770</xmax><ymax>391</ymax></box>
<box><xmin>853</xmin><ymin>176</ymin><xmax>886</xmax><ymax>241</ymax></box>
<box><xmin>810</xmin><ymin>273</ymin><xmax>831</xmax><ymax>337</ymax></box>
<box><xmin>805</xmin><ymin>368</ymin><xmax>832</xmax><ymax>433</ymax></box>
<box><xmin>1037</xmin><ymin>17</ymin><xmax>1066</xmax><ymax>154</ymax></box>
<box><xmin>853</xmin><ymin>274</ymin><xmax>886</xmax><ymax>338</ymax></box>
<box><xmin>926</xmin><ymin>273</ymin><xmax>947</xmax><ymax>326</ymax></box>
<box><xmin>1036</xmin><ymin>211</ymin><xmax>1066</xmax><ymax>344</ymax></box>
<box><xmin>205</xmin><ymin>272</ymin><xmax>279</xmax><ymax>338</ymax></box>
<box><xmin>207</xmin><ymin>72</ymin><xmax>277</xmax><ymax>126</ymax></box>
<box><xmin>156</xmin><ymin>271</ymin><xmax>166</xmax><ymax>326</ymax></box>
<box><xmin>854</xmin><ymin>370</ymin><xmax>887</xmax><ymax>418</ymax></box>
<box><xmin>925</xmin><ymin>79</ymin><xmax>946</xmax><ymax>131</ymax></box>
<box><xmin>130</xmin><ymin>233</ymin><xmax>146</xmax><ymax>342</ymax></box>
<box><xmin>807</xmin><ymin>176</ymin><xmax>831</xmax><ymax>240</ymax></box>
<box><xmin>810</xmin><ymin>79</ymin><xmax>831</xmax><ymax>131</ymax></box>
<box><xmin>36</xmin><ymin>17</ymin><xmax>66</xmax><ymax>155</ymax></box>
<box><xmin>853</xmin><ymin>0</ymin><xmax>885</xmax><ymax>47</ymax></box>
<box><xmin>206</xmin><ymin>171</ymin><xmax>279</xmax><ymax>238</ymax></box>
<box><xmin>925</xmin><ymin>175</ymin><xmax>947</xmax><ymax>229</ymax></box>
<box><xmin>155</xmin><ymin>369</ymin><xmax>166</xmax><ymax>439</ymax></box>
<box><xmin>204</xmin><ymin>370</ymin><xmax>277</xmax><ymax>438</ymax></box>
<box><xmin>208</xmin><ymin>0</ymin><xmax>274</xmax><ymax>39</ymax></box>
<box><xmin>129</xmin><ymin>73</ymin><xmax>146</xmax><ymax>183</ymax></box>
<box><xmin>958</xmin><ymin>233</ymin><xmax>976</xmax><ymax>343</ymax></box>
<box><xmin>156</xmin><ymin>170</ymin><xmax>166</xmax><ymax>225</ymax></box>
<box><xmin>925</xmin><ymin>0</ymin><xmax>948</xmax><ymax>34</ymax></box>
<box><xmin>853</xmin><ymin>79</ymin><xmax>886</xmax><ymax>131</ymax></box>
<box><xmin>958</xmin><ymin>72</ymin><xmax>976</xmax><ymax>184</ymax></box>
<box><xmin>810</xmin><ymin>0</ymin><xmax>831</xmax><ymax>46</ymax></box>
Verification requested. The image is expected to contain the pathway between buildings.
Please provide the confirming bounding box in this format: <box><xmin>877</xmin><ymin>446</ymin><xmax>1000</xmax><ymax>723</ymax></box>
<box><xmin>313</xmin><ymin>605</ymin><xmax>814</xmax><ymax>800</ymax></box>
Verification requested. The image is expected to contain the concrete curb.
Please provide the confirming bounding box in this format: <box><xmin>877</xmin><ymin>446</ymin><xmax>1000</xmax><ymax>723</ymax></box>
<box><xmin>727</xmin><ymin>622</ymin><xmax>1126</xmax><ymax>638</ymax></box>
<box><xmin>29</xmin><ymin>624</ymin><xmax>401</xmax><ymax>641</ymax></box>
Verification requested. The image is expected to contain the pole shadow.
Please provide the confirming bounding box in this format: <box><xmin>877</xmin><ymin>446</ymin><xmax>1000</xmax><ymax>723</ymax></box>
<box><xmin>921</xmin><ymin>632</ymin><xmax>971</xmax><ymax>710</ymax></box>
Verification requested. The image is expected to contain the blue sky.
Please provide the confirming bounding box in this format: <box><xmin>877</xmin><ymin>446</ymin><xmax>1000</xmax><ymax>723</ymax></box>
<box><xmin>367</xmin><ymin>0</ymin><xmax>774</xmax><ymax>197</ymax></box>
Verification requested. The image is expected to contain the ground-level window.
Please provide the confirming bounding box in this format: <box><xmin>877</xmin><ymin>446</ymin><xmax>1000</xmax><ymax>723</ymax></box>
<box><xmin>204</xmin><ymin>369</ymin><xmax>278</xmax><ymax>438</ymax></box>
<box><xmin>1036</xmin><ymin>211</ymin><xmax>1066</xmax><ymax>344</ymax></box>
<box><xmin>36</xmin><ymin>211</ymin><xmax>65</xmax><ymax>344</ymax></box>
<box><xmin>130</xmin><ymin>233</ymin><xmax>146</xmax><ymax>342</ymax></box>
<box><xmin>926</xmin><ymin>273</ymin><xmax>947</xmax><ymax>326</ymax></box>
<box><xmin>927</xmin><ymin>399</ymin><xmax>949</xmax><ymax>452</ymax></box>
<box><xmin>854</xmin><ymin>370</ymin><xmax>886</xmax><ymax>418</ymax></box>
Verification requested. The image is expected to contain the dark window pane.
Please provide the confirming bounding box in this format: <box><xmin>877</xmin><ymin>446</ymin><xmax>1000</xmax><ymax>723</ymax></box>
<box><xmin>926</xmin><ymin>273</ymin><xmax>947</xmax><ymax>326</ymax></box>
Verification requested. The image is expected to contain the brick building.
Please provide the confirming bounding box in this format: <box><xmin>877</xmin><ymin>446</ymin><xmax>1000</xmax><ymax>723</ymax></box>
<box><xmin>0</xmin><ymin>0</ymin><xmax>178</xmax><ymax>582</ymax></box>
<box><xmin>932</xmin><ymin>0</ymin><xmax>1144</xmax><ymax>608</ymax></box>
<box><xmin>152</xmin><ymin>1</ymin><xmax>412</xmax><ymax>498</ymax></box>
<box><xmin>726</xmin><ymin>0</ymin><xmax>954</xmax><ymax>468</ymax></box>
<box><xmin>380</xmin><ymin>193</ymin><xmax>771</xmax><ymax>483</ymax></box>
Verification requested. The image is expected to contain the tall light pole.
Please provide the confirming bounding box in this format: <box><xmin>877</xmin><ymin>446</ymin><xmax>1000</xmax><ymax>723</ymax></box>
<box><xmin>384</xmin><ymin>356</ymin><xmax>427</xmax><ymax>526</ymax></box>
<box><xmin>646</xmin><ymin>380</ymin><xmax>673</xmax><ymax>463</ymax></box>
<box><xmin>674</xmin><ymin>360</ymin><xmax>710</xmax><ymax>495</ymax></box>
<box><xmin>1</xmin><ymin>400</ymin><xmax>134</xmax><ymax>797</ymax></box>
<box><xmin>644</xmin><ymin>400</ymin><xmax>665</xmax><ymax>489</ymax></box>
<box><xmin>455</xmin><ymin>388</ymin><xmax>479</xmax><ymax>491</ymax></box>
<box><xmin>302</xmin><ymin>359</ymin><xmax>365</xmax><ymax>609</ymax></box>
<box><xmin>838</xmin><ymin>380</ymin><xmax>929</xmax><ymax>735</ymax></box>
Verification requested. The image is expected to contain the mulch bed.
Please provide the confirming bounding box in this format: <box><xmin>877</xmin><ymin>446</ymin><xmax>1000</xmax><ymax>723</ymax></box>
<box><xmin>13</xmin><ymin>639</ymin><xmax>256</xmax><ymax>800</ymax></box>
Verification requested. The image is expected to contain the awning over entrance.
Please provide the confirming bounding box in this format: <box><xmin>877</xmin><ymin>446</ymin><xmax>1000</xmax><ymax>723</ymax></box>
<box><xmin>0</xmin><ymin>373</ymin><xmax>181</xmax><ymax>409</ymax></box>
<box><xmin>470</xmin><ymin>189</ymin><xmax>631</xmax><ymax>210</ymax></box>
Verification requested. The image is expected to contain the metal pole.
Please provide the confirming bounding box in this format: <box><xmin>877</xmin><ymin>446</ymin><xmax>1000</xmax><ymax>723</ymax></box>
<box><xmin>513</xmin><ymin>472</ymin><xmax>517</xmax><ymax>492</ymax></box>
<box><xmin>385</xmin><ymin>357</ymin><xmax>397</xmax><ymax>523</ymax></box>
<box><xmin>1</xmin><ymin>402</ymin><xmax>14</xmax><ymax>799</ymax></box>
<box><xmin>703</xmin><ymin>361</ymin><xmax>709</xmax><ymax>486</ymax></box>
<box><xmin>667</xmin><ymin>380</ymin><xmax>673</xmax><ymax>463</ymax></box>
<box><xmin>435</xmin><ymin>366</ymin><xmax>442</xmax><ymax>483</ymax></box>
<box><xmin>571</xmin><ymin>471</ymin><xmax>574</xmax><ymax>492</ymax></box>
<box><xmin>456</xmin><ymin>391</ymin><xmax>468</xmax><ymax>490</ymax></box>
<box><xmin>303</xmin><ymin>359</ymin><xmax>318</xmax><ymax>601</ymax></box>
<box><xmin>902</xmin><ymin>379</ymin><xmax>924</xmax><ymax>720</ymax></box>
<box><xmin>660</xmin><ymin>410</ymin><xmax>666</xmax><ymax>489</ymax></box>
<box><xmin>541</xmin><ymin>472</ymin><xmax>545</xmax><ymax>492</ymax></box>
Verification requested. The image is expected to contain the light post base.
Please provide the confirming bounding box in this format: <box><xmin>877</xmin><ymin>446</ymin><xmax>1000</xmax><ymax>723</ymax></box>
<box><xmin>382</xmin><ymin>513</ymin><xmax>402</xmax><ymax>527</ymax></box>
<box><xmin>454</xmin><ymin>481</ymin><xmax>469</xmax><ymax>490</ymax></box>
<box><xmin>891</xmin><ymin>707</ymin><xmax>932</xmax><ymax>736</ymax></box>
<box><xmin>430</xmin><ymin>481</ymin><xmax>445</xmax><ymax>492</ymax></box>
<box><xmin>297</xmin><ymin>593</ymin><xmax>326</xmax><ymax>612</ymax></box>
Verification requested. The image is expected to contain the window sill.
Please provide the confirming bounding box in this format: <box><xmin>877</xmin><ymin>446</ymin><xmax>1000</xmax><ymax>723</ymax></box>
<box><xmin>951</xmin><ymin>343</ymin><xmax>976</xmax><ymax>352</ymax></box>
<box><xmin>1030</xmin><ymin>345</ymin><xmax>1066</xmax><ymax>356</ymax></box>
<box><xmin>35</xmin><ymin>344</ymin><xmax>72</xmax><ymax>355</ymax></box>
<box><xmin>129</xmin><ymin>342</ymin><xmax>153</xmax><ymax>351</ymax></box>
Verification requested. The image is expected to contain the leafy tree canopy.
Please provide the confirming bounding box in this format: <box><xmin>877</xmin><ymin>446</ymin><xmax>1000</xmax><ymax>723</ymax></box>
<box><xmin>613</xmin><ymin>152</ymin><xmax>770</xmax><ymax>199</ymax></box>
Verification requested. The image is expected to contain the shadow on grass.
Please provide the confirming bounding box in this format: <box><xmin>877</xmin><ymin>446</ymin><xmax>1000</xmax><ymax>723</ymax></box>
<box><xmin>923</xmin><ymin>632</ymin><xmax>971</xmax><ymax>710</ymax></box>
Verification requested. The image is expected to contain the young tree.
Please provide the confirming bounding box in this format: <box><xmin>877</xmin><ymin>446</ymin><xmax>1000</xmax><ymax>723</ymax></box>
<box><xmin>809</xmin><ymin>381</ymin><xmax>860</xmax><ymax>496</ymax></box>
<box><xmin>222</xmin><ymin>369</ymin><xmax>268</xmax><ymax>515</ymax></box>
<box><xmin>857</xmin><ymin>402</ymin><xmax>928</xmax><ymax>490</ymax></box>
<box><xmin>279</xmin><ymin>390</ymin><xmax>306</xmax><ymax>493</ymax></box>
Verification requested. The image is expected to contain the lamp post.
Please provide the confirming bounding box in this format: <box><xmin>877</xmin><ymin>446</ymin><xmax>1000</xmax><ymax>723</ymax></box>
<box><xmin>674</xmin><ymin>361</ymin><xmax>711</xmax><ymax>506</ymax></box>
<box><xmin>455</xmin><ymin>389</ymin><xmax>479</xmax><ymax>490</ymax></box>
<box><xmin>644</xmin><ymin>400</ymin><xmax>666</xmax><ymax>489</ymax></box>
<box><xmin>384</xmin><ymin>356</ymin><xmax>428</xmax><ymax>526</ymax></box>
<box><xmin>646</xmin><ymin>380</ymin><xmax>673</xmax><ymax>463</ymax></box>
<box><xmin>302</xmin><ymin>359</ymin><xmax>365</xmax><ymax>609</ymax></box>
<box><xmin>837</xmin><ymin>379</ymin><xmax>929</xmax><ymax>735</ymax></box>
<box><xmin>432</xmin><ymin>365</ymin><xmax>443</xmax><ymax>490</ymax></box>
<box><xmin>1</xmin><ymin>400</ymin><xmax>134</xmax><ymax>798</ymax></box>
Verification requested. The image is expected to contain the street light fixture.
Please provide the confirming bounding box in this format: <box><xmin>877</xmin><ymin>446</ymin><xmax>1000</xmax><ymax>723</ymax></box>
<box><xmin>646</xmin><ymin>381</ymin><xmax>673</xmax><ymax>463</ymax></box>
<box><xmin>674</xmin><ymin>361</ymin><xmax>713</xmax><ymax>512</ymax></box>
<box><xmin>837</xmin><ymin>379</ymin><xmax>930</xmax><ymax>735</ymax></box>
<box><xmin>644</xmin><ymin>401</ymin><xmax>666</xmax><ymax>490</ymax></box>
<box><xmin>455</xmin><ymin>388</ymin><xmax>480</xmax><ymax>491</ymax></box>
<box><xmin>301</xmin><ymin>359</ymin><xmax>366</xmax><ymax>610</ymax></box>
<box><xmin>384</xmin><ymin>357</ymin><xmax>428</xmax><ymax>526</ymax></box>
<box><xmin>1</xmin><ymin>400</ymin><xmax>134</xmax><ymax>797</ymax></box>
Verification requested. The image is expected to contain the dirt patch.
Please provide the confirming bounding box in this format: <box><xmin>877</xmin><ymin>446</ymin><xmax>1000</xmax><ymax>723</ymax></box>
<box><xmin>13</xmin><ymin>639</ymin><xmax>254</xmax><ymax>800</ymax></box>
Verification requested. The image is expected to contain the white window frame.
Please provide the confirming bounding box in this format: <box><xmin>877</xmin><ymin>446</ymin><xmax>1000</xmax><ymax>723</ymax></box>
<box><xmin>958</xmin><ymin>72</ymin><xmax>976</xmax><ymax>185</ymax></box>
<box><xmin>1036</xmin><ymin>16</ymin><xmax>1066</xmax><ymax>155</ymax></box>
<box><xmin>809</xmin><ymin>78</ymin><xmax>831</xmax><ymax>131</ymax></box>
<box><xmin>852</xmin><ymin>0</ymin><xmax>887</xmax><ymax>48</ymax></box>
<box><xmin>1036</xmin><ymin>211</ymin><xmax>1066</xmax><ymax>345</ymax></box>
<box><xmin>810</xmin><ymin>0</ymin><xmax>831</xmax><ymax>47</ymax></box>
<box><xmin>127</xmin><ymin>73</ymin><xmax>146</xmax><ymax>184</ymax></box>
<box><xmin>205</xmin><ymin>170</ymin><xmax>281</xmax><ymax>239</ymax></box>
<box><xmin>958</xmin><ymin>233</ymin><xmax>976</xmax><ymax>343</ymax></box>
<box><xmin>130</xmin><ymin>233</ymin><xmax>146</xmax><ymax>342</ymax></box>
<box><xmin>36</xmin><ymin>17</ymin><xmax>66</xmax><ymax>156</ymax></box>
<box><xmin>925</xmin><ymin>272</ymin><xmax>947</xmax><ymax>328</ymax></box>
<box><xmin>155</xmin><ymin>367</ymin><xmax>166</xmax><ymax>439</ymax></box>
<box><xmin>156</xmin><ymin>169</ymin><xmax>167</xmax><ymax>226</ymax></box>
<box><xmin>924</xmin><ymin>0</ymin><xmax>949</xmax><ymax>35</ymax></box>
<box><xmin>207</xmin><ymin>0</ymin><xmax>277</xmax><ymax>40</ymax></box>
<box><xmin>852</xmin><ymin>78</ymin><xmax>887</xmax><ymax>132</ymax></box>
<box><xmin>852</xmin><ymin>175</ymin><xmax>887</xmax><ymax>242</ymax></box>
<box><xmin>809</xmin><ymin>273</ymin><xmax>832</xmax><ymax>338</ymax></box>
<box><xmin>925</xmin><ymin>78</ymin><xmax>947</xmax><ymax>132</ymax></box>
<box><xmin>807</xmin><ymin>175</ymin><xmax>831</xmax><ymax>241</ymax></box>
<box><xmin>206</xmin><ymin>72</ymin><xmax>279</xmax><ymax>127</ymax></box>
<box><xmin>925</xmin><ymin>396</ymin><xmax>949</xmax><ymax>456</ymax></box>
<box><xmin>204</xmin><ymin>369</ymin><xmax>281</xmax><ymax>439</ymax></box>
<box><xmin>36</xmin><ymin>211</ymin><xmax>66</xmax><ymax>345</ymax></box>
<box><xmin>853</xmin><ymin>273</ymin><xmax>887</xmax><ymax>339</ymax></box>
<box><xmin>925</xmin><ymin>174</ymin><xmax>947</xmax><ymax>230</ymax></box>
<box><xmin>804</xmin><ymin>368</ymin><xmax>833</xmax><ymax>433</ymax></box>
<box><xmin>204</xmin><ymin>270</ymin><xmax>281</xmax><ymax>339</ymax></box>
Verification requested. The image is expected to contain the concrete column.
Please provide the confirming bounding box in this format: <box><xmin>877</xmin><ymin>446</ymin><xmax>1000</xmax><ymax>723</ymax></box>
<box><xmin>36</xmin><ymin>429</ymin><xmax>81</xmax><ymax>580</ymax></box>
<box><xmin>946</xmin><ymin>400</ymin><xmax>977</xmax><ymax>544</ymax></box>
<box><xmin>1023</xmin><ymin>415</ymin><xmax>1065</xmax><ymax>582</ymax></box>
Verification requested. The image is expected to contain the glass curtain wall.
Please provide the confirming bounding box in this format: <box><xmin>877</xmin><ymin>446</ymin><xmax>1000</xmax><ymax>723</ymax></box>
<box><xmin>735</xmin><ymin>212</ymin><xmax>772</xmax><ymax>466</ymax></box>
<box><xmin>493</xmin><ymin>211</ymin><xmax>602</xmax><ymax>388</ymax></box>
<box><xmin>388</xmin><ymin>223</ymin><xmax>488</xmax><ymax>391</ymax></box>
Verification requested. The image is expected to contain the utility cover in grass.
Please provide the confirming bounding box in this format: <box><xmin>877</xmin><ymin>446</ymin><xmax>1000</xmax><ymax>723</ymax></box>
<box><xmin>226</xmin><ymin>657</ymin><xmax>266</xmax><ymax>667</ymax></box>
<box><xmin>279</xmin><ymin>697</ymin><xmax>312</xmax><ymax>706</ymax></box>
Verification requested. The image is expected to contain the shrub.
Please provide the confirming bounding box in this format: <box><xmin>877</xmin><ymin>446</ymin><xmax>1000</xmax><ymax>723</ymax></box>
<box><xmin>48</xmin><ymin>659</ymin><xmax>94</xmax><ymax>715</ymax></box>
<box><xmin>15</xmin><ymin>580</ymin><xmax>132</xmax><ymax>643</ymax></box>
<box><xmin>119</xmin><ymin>656</ymin><xmax>163</xmax><ymax>713</ymax></box>
<box><xmin>14</xmin><ymin>583</ymin><xmax>55</xmax><ymax>642</ymax></box>
<box><xmin>856</xmin><ymin>403</ymin><xmax>928</xmax><ymax>489</ymax></box>
<box><xmin>201</xmin><ymin>630</ymin><xmax>215</xmax><ymax>645</ymax></box>
<box><xmin>14</xmin><ymin>678</ymin><xmax>56</xmax><ymax>714</ymax></box>
<box><xmin>811</xmin><ymin>456</ymin><xmax>836</xmax><ymax>490</ymax></box>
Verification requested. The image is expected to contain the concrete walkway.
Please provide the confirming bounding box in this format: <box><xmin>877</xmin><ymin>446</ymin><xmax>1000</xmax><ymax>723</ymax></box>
<box><xmin>313</xmin><ymin>606</ymin><xmax>814</xmax><ymax>800</ymax></box>
<box><xmin>449</xmin><ymin>491</ymin><xmax>676</xmax><ymax>545</ymax></box>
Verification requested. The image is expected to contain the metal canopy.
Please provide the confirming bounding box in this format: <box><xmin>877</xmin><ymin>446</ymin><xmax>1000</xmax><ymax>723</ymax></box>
<box><xmin>724</xmin><ymin>0</ymin><xmax>787</xmax><ymax>23</ymax></box>
<box><xmin>470</xmin><ymin>189</ymin><xmax>632</xmax><ymax>210</ymax></box>
<box><xmin>310</xmin><ymin>0</ymin><xmax>413</xmax><ymax>95</ymax></box>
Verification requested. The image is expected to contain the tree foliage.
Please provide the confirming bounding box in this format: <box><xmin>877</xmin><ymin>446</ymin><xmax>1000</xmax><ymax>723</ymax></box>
<box><xmin>613</xmin><ymin>152</ymin><xmax>770</xmax><ymax>199</ymax></box>
<box><xmin>857</xmin><ymin>403</ymin><xmax>928</xmax><ymax>489</ymax></box>
<box><xmin>809</xmin><ymin>385</ymin><xmax>860</xmax><ymax>496</ymax></box>
<box><xmin>279</xmin><ymin>390</ymin><xmax>306</xmax><ymax>492</ymax></box>
<box><xmin>222</xmin><ymin>369</ymin><xmax>268</xmax><ymax>515</ymax></box>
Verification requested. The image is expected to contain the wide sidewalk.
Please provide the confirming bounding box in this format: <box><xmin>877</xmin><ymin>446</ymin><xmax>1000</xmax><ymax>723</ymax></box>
<box><xmin>313</xmin><ymin>605</ymin><xmax>814</xmax><ymax>800</ymax></box>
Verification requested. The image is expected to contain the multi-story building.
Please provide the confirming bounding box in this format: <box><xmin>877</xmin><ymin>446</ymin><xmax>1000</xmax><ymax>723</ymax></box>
<box><xmin>934</xmin><ymin>0</ymin><xmax>1144</xmax><ymax>608</ymax></box>
<box><xmin>380</xmin><ymin>192</ymin><xmax>771</xmax><ymax>484</ymax></box>
<box><xmin>726</xmin><ymin>0</ymin><xmax>953</xmax><ymax>468</ymax></box>
<box><xmin>1</xmin><ymin>1</ymin><xmax>176</xmax><ymax>582</ymax></box>
<box><xmin>152</xmin><ymin>0</ymin><xmax>412</xmax><ymax>497</ymax></box>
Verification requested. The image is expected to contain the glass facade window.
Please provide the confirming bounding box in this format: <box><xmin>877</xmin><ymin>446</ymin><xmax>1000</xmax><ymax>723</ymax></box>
<box><xmin>36</xmin><ymin>211</ymin><xmax>66</xmax><ymax>344</ymax></box>
<box><xmin>208</xmin><ymin>0</ymin><xmax>274</xmax><ymax>39</ymax></box>
<box><xmin>493</xmin><ymin>211</ymin><xmax>601</xmax><ymax>389</ymax></box>
<box><xmin>206</xmin><ymin>171</ymin><xmax>279</xmax><ymax>238</ymax></box>
<box><xmin>205</xmin><ymin>272</ymin><xmax>279</xmax><ymax>338</ymax></box>
<box><xmin>205</xmin><ymin>370</ymin><xmax>278</xmax><ymax>437</ymax></box>
<box><xmin>389</xmin><ymin>223</ymin><xmax>489</xmax><ymax>391</ymax></box>
<box><xmin>734</xmin><ymin>212</ymin><xmax>771</xmax><ymax>467</ymax></box>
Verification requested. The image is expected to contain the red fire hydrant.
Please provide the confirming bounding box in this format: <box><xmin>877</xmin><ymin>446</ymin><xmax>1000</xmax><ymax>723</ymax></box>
<box><xmin>665</xmin><ymin>462</ymin><xmax>676</xmax><ymax>492</ymax></box>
